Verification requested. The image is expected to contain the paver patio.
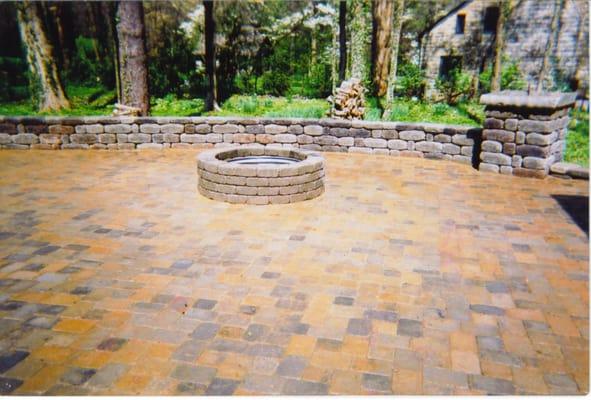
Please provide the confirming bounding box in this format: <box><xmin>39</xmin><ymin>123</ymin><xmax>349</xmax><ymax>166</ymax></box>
<box><xmin>0</xmin><ymin>149</ymin><xmax>588</xmax><ymax>395</ymax></box>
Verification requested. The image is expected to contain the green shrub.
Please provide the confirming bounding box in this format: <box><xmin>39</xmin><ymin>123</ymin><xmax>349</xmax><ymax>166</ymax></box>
<box><xmin>435</xmin><ymin>68</ymin><xmax>472</xmax><ymax>105</ymax></box>
<box><xmin>151</xmin><ymin>94</ymin><xmax>204</xmax><ymax>116</ymax></box>
<box><xmin>69</xmin><ymin>36</ymin><xmax>111</xmax><ymax>86</ymax></box>
<box><xmin>479</xmin><ymin>59</ymin><xmax>526</xmax><ymax>93</ymax></box>
<box><xmin>396</xmin><ymin>63</ymin><xmax>425</xmax><ymax>98</ymax></box>
<box><xmin>261</xmin><ymin>71</ymin><xmax>290</xmax><ymax>96</ymax></box>
<box><xmin>0</xmin><ymin>56</ymin><xmax>28</xmax><ymax>101</ymax></box>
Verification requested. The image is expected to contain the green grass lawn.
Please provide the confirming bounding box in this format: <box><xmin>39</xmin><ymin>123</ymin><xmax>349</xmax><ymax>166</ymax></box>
<box><xmin>364</xmin><ymin>97</ymin><xmax>484</xmax><ymax>126</ymax></box>
<box><xmin>209</xmin><ymin>95</ymin><xmax>329</xmax><ymax>119</ymax></box>
<box><xmin>564</xmin><ymin>109</ymin><xmax>589</xmax><ymax>167</ymax></box>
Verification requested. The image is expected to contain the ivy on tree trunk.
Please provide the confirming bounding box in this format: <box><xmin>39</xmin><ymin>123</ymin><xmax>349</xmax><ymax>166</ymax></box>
<box><xmin>116</xmin><ymin>0</ymin><xmax>150</xmax><ymax>116</ymax></box>
<box><xmin>372</xmin><ymin>0</ymin><xmax>394</xmax><ymax>101</ymax></box>
<box><xmin>15</xmin><ymin>0</ymin><xmax>70</xmax><ymax>112</ymax></box>
<box><xmin>385</xmin><ymin>0</ymin><xmax>404</xmax><ymax>113</ymax></box>
<box><xmin>349</xmin><ymin>0</ymin><xmax>371</xmax><ymax>85</ymax></box>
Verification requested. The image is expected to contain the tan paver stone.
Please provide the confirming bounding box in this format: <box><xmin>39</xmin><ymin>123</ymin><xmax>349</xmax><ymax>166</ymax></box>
<box><xmin>329</xmin><ymin>369</ymin><xmax>364</xmax><ymax>394</ymax></box>
<box><xmin>70</xmin><ymin>350</ymin><xmax>112</xmax><ymax>369</ymax></box>
<box><xmin>392</xmin><ymin>368</ymin><xmax>423</xmax><ymax>394</ymax></box>
<box><xmin>512</xmin><ymin>367</ymin><xmax>548</xmax><ymax>394</ymax></box>
<box><xmin>341</xmin><ymin>335</ymin><xmax>370</xmax><ymax>356</ymax></box>
<box><xmin>450</xmin><ymin>331</ymin><xmax>477</xmax><ymax>353</ymax></box>
<box><xmin>480</xmin><ymin>359</ymin><xmax>513</xmax><ymax>380</ymax></box>
<box><xmin>545</xmin><ymin>313</ymin><xmax>580</xmax><ymax>337</ymax></box>
<box><xmin>451</xmin><ymin>350</ymin><xmax>481</xmax><ymax>374</ymax></box>
<box><xmin>350</xmin><ymin>357</ymin><xmax>392</xmax><ymax>375</ymax></box>
<box><xmin>31</xmin><ymin>345</ymin><xmax>74</xmax><ymax>364</ymax></box>
<box><xmin>114</xmin><ymin>373</ymin><xmax>152</xmax><ymax>394</ymax></box>
<box><xmin>285</xmin><ymin>335</ymin><xmax>316</xmax><ymax>357</ymax></box>
<box><xmin>14</xmin><ymin>365</ymin><xmax>67</xmax><ymax>394</ymax></box>
<box><xmin>53</xmin><ymin>318</ymin><xmax>96</xmax><ymax>334</ymax></box>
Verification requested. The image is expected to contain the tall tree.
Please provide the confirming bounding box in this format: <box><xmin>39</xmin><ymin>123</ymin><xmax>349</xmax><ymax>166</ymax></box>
<box><xmin>491</xmin><ymin>0</ymin><xmax>508</xmax><ymax>91</ymax></box>
<box><xmin>204</xmin><ymin>0</ymin><xmax>218</xmax><ymax>111</ymax></box>
<box><xmin>537</xmin><ymin>0</ymin><xmax>563</xmax><ymax>91</ymax></box>
<box><xmin>372</xmin><ymin>0</ymin><xmax>394</xmax><ymax>105</ymax></box>
<box><xmin>386</xmin><ymin>0</ymin><xmax>404</xmax><ymax>112</ymax></box>
<box><xmin>349</xmin><ymin>0</ymin><xmax>371</xmax><ymax>84</ymax></box>
<box><xmin>15</xmin><ymin>0</ymin><xmax>70</xmax><ymax>112</ymax></box>
<box><xmin>338</xmin><ymin>0</ymin><xmax>347</xmax><ymax>83</ymax></box>
<box><xmin>116</xmin><ymin>0</ymin><xmax>149</xmax><ymax>115</ymax></box>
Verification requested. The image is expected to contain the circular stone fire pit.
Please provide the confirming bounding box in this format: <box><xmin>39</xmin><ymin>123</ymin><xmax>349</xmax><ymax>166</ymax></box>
<box><xmin>197</xmin><ymin>147</ymin><xmax>325</xmax><ymax>205</ymax></box>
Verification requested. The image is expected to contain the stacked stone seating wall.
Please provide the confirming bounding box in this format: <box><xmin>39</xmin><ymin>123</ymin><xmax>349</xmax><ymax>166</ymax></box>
<box><xmin>0</xmin><ymin>116</ymin><xmax>481</xmax><ymax>167</ymax></box>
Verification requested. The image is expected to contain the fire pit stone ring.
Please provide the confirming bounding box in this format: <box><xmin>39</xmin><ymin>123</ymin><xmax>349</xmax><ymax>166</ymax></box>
<box><xmin>197</xmin><ymin>146</ymin><xmax>325</xmax><ymax>205</ymax></box>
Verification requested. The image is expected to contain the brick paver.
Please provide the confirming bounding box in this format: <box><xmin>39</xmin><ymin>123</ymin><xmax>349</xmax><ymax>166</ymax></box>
<box><xmin>0</xmin><ymin>149</ymin><xmax>588</xmax><ymax>395</ymax></box>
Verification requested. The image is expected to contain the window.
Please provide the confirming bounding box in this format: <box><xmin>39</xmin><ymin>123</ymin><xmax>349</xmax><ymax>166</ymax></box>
<box><xmin>456</xmin><ymin>14</ymin><xmax>466</xmax><ymax>34</ymax></box>
<box><xmin>483</xmin><ymin>7</ymin><xmax>499</xmax><ymax>33</ymax></box>
<box><xmin>439</xmin><ymin>56</ymin><xmax>462</xmax><ymax>79</ymax></box>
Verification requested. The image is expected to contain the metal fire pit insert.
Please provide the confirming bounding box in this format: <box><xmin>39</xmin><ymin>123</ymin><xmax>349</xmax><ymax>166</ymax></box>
<box><xmin>226</xmin><ymin>155</ymin><xmax>301</xmax><ymax>165</ymax></box>
<box><xmin>197</xmin><ymin>147</ymin><xmax>325</xmax><ymax>205</ymax></box>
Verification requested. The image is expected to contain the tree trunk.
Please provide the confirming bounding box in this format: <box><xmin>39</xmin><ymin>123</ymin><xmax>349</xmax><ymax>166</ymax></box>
<box><xmin>116</xmin><ymin>0</ymin><xmax>149</xmax><ymax>116</ymax></box>
<box><xmin>331</xmin><ymin>0</ymin><xmax>338</xmax><ymax>103</ymax></box>
<box><xmin>309</xmin><ymin>2</ymin><xmax>318</xmax><ymax>77</ymax></box>
<box><xmin>491</xmin><ymin>0</ymin><xmax>507</xmax><ymax>92</ymax></box>
<box><xmin>372</xmin><ymin>0</ymin><xmax>394</xmax><ymax>101</ymax></box>
<box><xmin>349</xmin><ymin>0</ymin><xmax>371</xmax><ymax>84</ymax></box>
<box><xmin>204</xmin><ymin>0</ymin><xmax>218</xmax><ymax>111</ymax></box>
<box><xmin>386</xmin><ymin>0</ymin><xmax>404</xmax><ymax>108</ymax></box>
<box><xmin>338</xmin><ymin>0</ymin><xmax>347</xmax><ymax>83</ymax></box>
<box><xmin>537</xmin><ymin>0</ymin><xmax>563</xmax><ymax>91</ymax></box>
<box><xmin>102</xmin><ymin>2</ymin><xmax>120</xmax><ymax>102</ymax></box>
<box><xmin>15</xmin><ymin>1</ymin><xmax>70</xmax><ymax>112</ymax></box>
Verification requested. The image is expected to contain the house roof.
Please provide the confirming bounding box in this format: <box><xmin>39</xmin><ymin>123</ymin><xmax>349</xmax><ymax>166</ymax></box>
<box><xmin>421</xmin><ymin>0</ymin><xmax>473</xmax><ymax>37</ymax></box>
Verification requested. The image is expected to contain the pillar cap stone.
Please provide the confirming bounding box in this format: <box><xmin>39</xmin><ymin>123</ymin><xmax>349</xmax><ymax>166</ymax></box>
<box><xmin>480</xmin><ymin>91</ymin><xmax>577</xmax><ymax>109</ymax></box>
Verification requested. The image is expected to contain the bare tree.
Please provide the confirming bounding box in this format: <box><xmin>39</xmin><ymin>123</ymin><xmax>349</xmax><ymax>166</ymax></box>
<box><xmin>491</xmin><ymin>0</ymin><xmax>509</xmax><ymax>91</ymax></box>
<box><xmin>15</xmin><ymin>0</ymin><xmax>70</xmax><ymax>112</ymax></box>
<box><xmin>116</xmin><ymin>1</ymin><xmax>150</xmax><ymax>115</ymax></box>
<box><xmin>537</xmin><ymin>0</ymin><xmax>563</xmax><ymax>91</ymax></box>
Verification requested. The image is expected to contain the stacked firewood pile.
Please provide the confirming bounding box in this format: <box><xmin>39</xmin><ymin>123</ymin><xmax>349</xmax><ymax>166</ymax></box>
<box><xmin>112</xmin><ymin>103</ymin><xmax>141</xmax><ymax>116</ymax></box>
<box><xmin>327</xmin><ymin>78</ymin><xmax>366</xmax><ymax>120</ymax></box>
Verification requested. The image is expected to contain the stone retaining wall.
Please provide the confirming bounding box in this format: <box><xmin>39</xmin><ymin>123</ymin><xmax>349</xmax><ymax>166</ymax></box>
<box><xmin>0</xmin><ymin>116</ymin><xmax>481</xmax><ymax>167</ymax></box>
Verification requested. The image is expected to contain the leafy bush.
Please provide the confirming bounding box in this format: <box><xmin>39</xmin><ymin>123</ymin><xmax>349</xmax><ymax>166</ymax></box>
<box><xmin>0</xmin><ymin>56</ymin><xmax>28</xmax><ymax>101</ymax></box>
<box><xmin>291</xmin><ymin>65</ymin><xmax>333</xmax><ymax>99</ymax></box>
<box><xmin>69</xmin><ymin>36</ymin><xmax>113</xmax><ymax>86</ymax></box>
<box><xmin>479</xmin><ymin>59</ymin><xmax>526</xmax><ymax>93</ymax></box>
<box><xmin>435</xmin><ymin>68</ymin><xmax>472</xmax><ymax>105</ymax></box>
<box><xmin>261</xmin><ymin>71</ymin><xmax>290</xmax><ymax>96</ymax></box>
<box><xmin>210</xmin><ymin>95</ymin><xmax>328</xmax><ymax>118</ymax></box>
<box><xmin>151</xmin><ymin>94</ymin><xmax>204</xmax><ymax>116</ymax></box>
<box><xmin>396</xmin><ymin>63</ymin><xmax>426</xmax><ymax>98</ymax></box>
<box><xmin>363</xmin><ymin>96</ymin><xmax>383</xmax><ymax>121</ymax></box>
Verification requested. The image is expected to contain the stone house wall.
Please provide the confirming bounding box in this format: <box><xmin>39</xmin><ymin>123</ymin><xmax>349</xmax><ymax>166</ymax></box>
<box><xmin>422</xmin><ymin>0</ymin><xmax>589</xmax><ymax>98</ymax></box>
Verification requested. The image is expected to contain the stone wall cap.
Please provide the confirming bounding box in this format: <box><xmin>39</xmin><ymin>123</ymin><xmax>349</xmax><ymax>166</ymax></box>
<box><xmin>480</xmin><ymin>91</ymin><xmax>577</xmax><ymax>109</ymax></box>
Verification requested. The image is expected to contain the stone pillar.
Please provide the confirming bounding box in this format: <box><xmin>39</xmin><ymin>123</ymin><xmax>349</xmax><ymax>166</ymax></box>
<box><xmin>479</xmin><ymin>91</ymin><xmax>576</xmax><ymax>178</ymax></box>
